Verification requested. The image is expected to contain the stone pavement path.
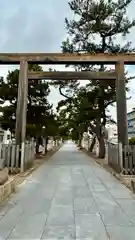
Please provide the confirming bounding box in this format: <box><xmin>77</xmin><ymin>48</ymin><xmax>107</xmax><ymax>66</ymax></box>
<box><xmin>1</xmin><ymin>141</ymin><xmax>135</xmax><ymax>239</ymax></box>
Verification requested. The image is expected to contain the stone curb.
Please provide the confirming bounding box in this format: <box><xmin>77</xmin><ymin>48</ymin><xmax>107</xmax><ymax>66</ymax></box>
<box><xmin>0</xmin><ymin>145</ymin><xmax>62</xmax><ymax>203</ymax></box>
<box><xmin>0</xmin><ymin>177</ymin><xmax>16</xmax><ymax>203</ymax></box>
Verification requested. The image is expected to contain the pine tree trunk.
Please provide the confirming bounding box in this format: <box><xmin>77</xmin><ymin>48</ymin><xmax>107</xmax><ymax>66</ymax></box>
<box><xmin>78</xmin><ymin>133</ymin><xmax>82</xmax><ymax>147</ymax></box>
<box><xmin>98</xmin><ymin>135</ymin><xmax>105</xmax><ymax>158</ymax></box>
<box><xmin>78</xmin><ymin>137</ymin><xmax>82</xmax><ymax>147</ymax></box>
<box><xmin>36</xmin><ymin>145</ymin><xmax>39</xmax><ymax>154</ymax></box>
<box><xmin>89</xmin><ymin>136</ymin><xmax>96</xmax><ymax>152</ymax></box>
<box><xmin>44</xmin><ymin>137</ymin><xmax>48</xmax><ymax>154</ymax></box>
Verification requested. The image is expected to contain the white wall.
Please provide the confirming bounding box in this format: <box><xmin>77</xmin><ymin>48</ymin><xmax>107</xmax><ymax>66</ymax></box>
<box><xmin>3</xmin><ymin>129</ymin><xmax>11</xmax><ymax>144</ymax></box>
<box><xmin>106</xmin><ymin>125</ymin><xmax>117</xmax><ymax>139</ymax></box>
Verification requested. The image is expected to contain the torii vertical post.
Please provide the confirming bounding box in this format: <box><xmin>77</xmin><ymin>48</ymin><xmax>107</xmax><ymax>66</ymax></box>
<box><xmin>116</xmin><ymin>61</ymin><xmax>128</xmax><ymax>169</ymax></box>
<box><xmin>15</xmin><ymin>60</ymin><xmax>28</xmax><ymax>172</ymax></box>
<box><xmin>15</xmin><ymin>63</ymin><xmax>23</xmax><ymax>145</ymax></box>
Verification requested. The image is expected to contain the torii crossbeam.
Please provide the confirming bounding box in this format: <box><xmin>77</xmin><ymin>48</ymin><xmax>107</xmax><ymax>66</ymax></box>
<box><xmin>28</xmin><ymin>71</ymin><xmax>116</xmax><ymax>80</ymax></box>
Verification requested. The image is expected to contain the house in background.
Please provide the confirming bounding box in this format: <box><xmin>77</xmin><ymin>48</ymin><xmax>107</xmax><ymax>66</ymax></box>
<box><xmin>127</xmin><ymin>109</ymin><xmax>135</xmax><ymax>138</ymax></box>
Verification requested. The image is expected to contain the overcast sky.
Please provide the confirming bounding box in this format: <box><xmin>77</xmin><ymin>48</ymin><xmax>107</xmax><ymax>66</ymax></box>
<box><xmin>0</xmin><ymin>0</ymin><xmax>135</xmax><ymax>121</ymax></box>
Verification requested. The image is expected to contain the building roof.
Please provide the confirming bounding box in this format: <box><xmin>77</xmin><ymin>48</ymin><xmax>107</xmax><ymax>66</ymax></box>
<box><xmin>127</xmin><ymin>109</ymin><xmax>135</xmax><ymax>115</ymax></box>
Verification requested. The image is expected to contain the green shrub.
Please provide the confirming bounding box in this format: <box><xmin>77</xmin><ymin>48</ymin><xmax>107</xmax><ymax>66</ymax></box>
<box><xmin>129</xmin><ymin>137</ymin><xmax>135</xmax><ymax>145</ymax></box>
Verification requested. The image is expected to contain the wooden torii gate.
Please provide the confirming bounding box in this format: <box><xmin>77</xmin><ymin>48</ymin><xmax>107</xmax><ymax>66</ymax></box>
<box><xmin>0</xmin><ymin>52</ymin><xmax>133</xmax><ymax>170</ymax></box>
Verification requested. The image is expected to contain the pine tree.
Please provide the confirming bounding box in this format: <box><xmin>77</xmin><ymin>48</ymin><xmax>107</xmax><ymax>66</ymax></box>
<box><xmin>61</xmin><ymin>0</ymin><xmax>135</xmax><ymax>157</ymax></box>
<box><xmin>0</xmin><ymin>64</ymin><xmax>52</xmax><ymax>140</ymax></box>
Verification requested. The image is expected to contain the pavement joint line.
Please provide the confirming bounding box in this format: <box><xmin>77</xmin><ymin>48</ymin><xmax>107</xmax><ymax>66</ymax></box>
<box><xmin>40</xmin><ymin>162</ymin><xmax>64</xmax><ymax>240</ymax></box>
<box><xmin>81</xmin><ymin>146</ymin><xmax>135</xmax><ymax>197</ymax></box>
<box><xmin>98</xmin><ymin>176</ymin><xmax>135</xmax><ymax>226</ymax></box>
<box><xmin>81</xmin><ymin>165</ymin><xmax>110</xmax><ymax>239</ymax></box>
<box><xmin>0</xmin><ymin>145</ymin><xmax>62</xmax><ymax>205</ymax></box>
<box><xmin>81</xmin><ymin>146</ymin><xmax>135</xmax><ymax>227</ymax></box>
<box><xmin>69</xmin><ymin>165</ymin><xmax>77</xmax><ymax>239</ymax></box>
<box><xmin>4</xmin><ymin>207</ymin><xmax>24</xmax><ymax>239</ymax></box>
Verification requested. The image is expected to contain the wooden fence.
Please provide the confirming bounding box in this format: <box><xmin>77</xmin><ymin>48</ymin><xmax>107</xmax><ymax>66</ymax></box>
<box><xmin>107</xmin><ymin>142</ymin><xmax>121</xmax><ymax>173</ymax></box>
<box><xmin>81</xmin><ymin>136</ymin><xmax>135</xmax><ymax>175</ymax></box>
<box><xmin>123</xmin><ymin>145</ymin><xmax>135</xmax><ymax>175</ymax></box>
<box><xmin>107</xmin><ymin>143</ymin><xmax>135</xmax><ymax>175</ymax></box>
<box><xmin>0</xmin><ymin>141</ymin><xmax>35</xmax><ymax>173</ymax></box>
<box><xmin>23</xmin><ymin>141</ymin><xmax>35</xmax><ymax>170</ymax></box>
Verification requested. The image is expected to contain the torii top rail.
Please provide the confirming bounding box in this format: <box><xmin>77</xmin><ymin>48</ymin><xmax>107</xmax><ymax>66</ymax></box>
<box><xmin>0</xmin><ymin>52</ymin><xmax>135</xmax><ymax>64</ymax></box>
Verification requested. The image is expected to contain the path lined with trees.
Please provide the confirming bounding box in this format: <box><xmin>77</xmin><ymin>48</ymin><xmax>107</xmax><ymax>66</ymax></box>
<box><xmin>0</xmin><ymin>142</ymin><xmax>135</xmax><ymax>239</ymax></box>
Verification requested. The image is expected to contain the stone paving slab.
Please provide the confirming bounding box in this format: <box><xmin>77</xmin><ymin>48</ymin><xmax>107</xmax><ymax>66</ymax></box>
<box><xmin>101</xmin><ymin>208</ymin><xmax>132</xmax><ymax>227</ymax></box>
<box><xmin>0</xmin><ymin>141</ymin><xmax>135</xmax><ymax>239</ymax></box>
<box><xmin>8</xmin><ymin>212</ymin><xmax>47</xmax><ymax>239</ymax></box>
<box><xmin>42</xmin><ymin>225</ymin><xmax>76</xmax><ymax>239</ymax></box>
<box><xmin>75</xmin><ymin>214</ymin><xmax>109</xmax><ymax>239</ymax></box>
<box><xmin>0</xmin><ymin>205</ymin><xmax>23</xmax><ymax>239</ymax></box>
<box><xmin>106</xmin><ymin>226</ymin><xmax>135</xmax><ymax>240</ymax></box>
<box><xmin>46</xmin><ymin>205</ymin><xmax>74</xmax><ymax>226</ymax></box>
<box><xmin>74</xmin><ymin>197</ymin><xmax>98</xmax><ymax>214</ymax></box>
